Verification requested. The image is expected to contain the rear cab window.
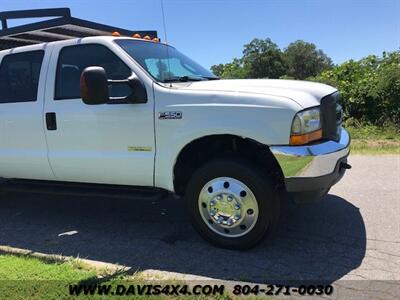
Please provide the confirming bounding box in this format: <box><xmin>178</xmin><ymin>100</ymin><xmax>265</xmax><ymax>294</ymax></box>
<box><xmin>0</xmin><ymin>51</ymin><xmax>44</xmax><ymax>103</ymax></box>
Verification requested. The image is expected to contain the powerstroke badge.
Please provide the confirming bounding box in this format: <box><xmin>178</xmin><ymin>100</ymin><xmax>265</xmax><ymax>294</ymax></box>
<box><xmin>159</xmin><ymin>111</ymin><xmax>182</xmax><ymax>120</ymax></box>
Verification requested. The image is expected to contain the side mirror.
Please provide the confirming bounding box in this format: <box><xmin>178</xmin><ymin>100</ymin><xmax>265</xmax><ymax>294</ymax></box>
<box><xmin>80</xmin><ymin>67</ymin><xmax>109</xmax><ymax>105</ymax></box>
<box><xmin>80</xmin><ymin>66</ymin><xmax>148</xmax><ymax>105</ymax></box>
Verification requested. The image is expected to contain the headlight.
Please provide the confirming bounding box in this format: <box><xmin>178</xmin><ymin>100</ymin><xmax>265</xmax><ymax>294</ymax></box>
<box><xmin>290</xmin><ymin>107</ymin><xmax>322</xmax><ymax>145</ymax></box>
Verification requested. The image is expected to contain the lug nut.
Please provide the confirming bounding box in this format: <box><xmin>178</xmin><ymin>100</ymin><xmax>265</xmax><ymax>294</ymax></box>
<box><xmin>235</xmin><ymin>204</ymin><xmax>241</xmax><ymax>209</ymax></box>
<box><xmin>227</xmin><ymin>219</ymin><xmax>233</xmax><ymax>226</ymax></box>
<box><xmin>216</xmin><ymin>195</ymin><xmax>222</xmax><ymax>200</ymax></box>
<box><xmin>227</xmin><ymin>196</ymin><xmax>233</xmax><ymax>202</ymax></box>
<box><xmin>210</xmin><ymin>209</ymin><xmax>216</xmax><ymax>216</ymax></box>
<box><xmin>234</xmin><ymin>214</ymin><xmax>241</xmax><ymax>220</ymax></box>
<box><xmin>210</xmin><ymin>200</ymin><xmax>216</xmax><ymax>206</ymax></box>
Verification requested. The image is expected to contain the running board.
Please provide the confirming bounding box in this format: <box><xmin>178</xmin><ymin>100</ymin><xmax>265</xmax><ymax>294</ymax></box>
<box><xmin>0</xmin><ymin>179</ymin><xmax>168</xmax><ymax>200</ymax></box>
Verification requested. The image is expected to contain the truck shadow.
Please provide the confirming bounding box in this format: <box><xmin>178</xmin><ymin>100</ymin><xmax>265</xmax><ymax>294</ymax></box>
<box><xmin>0</xmin><ymin>190</ymin><xmax>366</xmax><ymax>284</ymax></box>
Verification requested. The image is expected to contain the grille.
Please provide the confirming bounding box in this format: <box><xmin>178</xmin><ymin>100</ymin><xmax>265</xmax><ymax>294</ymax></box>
<box><xmin>320</xmin><ymin>92</ymin><xmax>342</xmax><ymax>141</ymax></box>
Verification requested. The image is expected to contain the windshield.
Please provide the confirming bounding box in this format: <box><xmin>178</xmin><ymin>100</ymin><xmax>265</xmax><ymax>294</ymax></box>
<box><xmin>115</xmin><ymin>39</ymin><xmax>218</xmax><ymax>82</ymax></box>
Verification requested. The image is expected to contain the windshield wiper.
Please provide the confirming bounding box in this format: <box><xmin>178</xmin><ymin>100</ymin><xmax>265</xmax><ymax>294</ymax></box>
<box><xmin>163</xmin><ymin>75</ymin><xmax>220</xmax><ymax>83</ymax></box>
<box><xmin>201</xmin><ymin>76</ymin><xmax>220</xmax><ymax>80</ymax></box>
<box><xmin>163</xmin><ymin>76</ymin><xmax>205</xmax><ymax>83</ymax></box>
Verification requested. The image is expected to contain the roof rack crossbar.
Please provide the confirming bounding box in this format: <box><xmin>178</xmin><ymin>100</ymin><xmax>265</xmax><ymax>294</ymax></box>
<box><xmin>0</xmin><ymin>8</ymin><xmax>157</xmax><ymax>51</ymax></box>
<box><xmin>0</xmin><ymin>8</ymin><xmax>71</xmax><ymax>30</ymax></box>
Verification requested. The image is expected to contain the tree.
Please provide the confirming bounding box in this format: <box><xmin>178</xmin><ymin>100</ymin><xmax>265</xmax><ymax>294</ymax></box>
<box><xmin>284</xmin><ymin>40</ymin><xmax>333</xmax><ymax>79</ymax></box>
<box><xmin>211</xmin><ymin>59</ymin><xmax>249</xmax><ymax>79</ymax></box>
<box><xmin>210</xmin><ymin>64</ymin><xmax>225</xmax><ymax>77</ymax></box>
<box><xmin>242</xmin><ymin>38</ymin><xmax>286</xmax><ymax>78</ymax></box>
<box><xmin>210</xmin><ymin>38</ymin><xmax>332</xmax><ymax>81</ymax></box>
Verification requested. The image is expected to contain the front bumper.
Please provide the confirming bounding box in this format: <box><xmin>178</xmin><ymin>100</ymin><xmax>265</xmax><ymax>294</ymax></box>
<box><xmin>270</xmin><ymin>128</ymin><xmax>350</xmax><ymax>194</ymax></box>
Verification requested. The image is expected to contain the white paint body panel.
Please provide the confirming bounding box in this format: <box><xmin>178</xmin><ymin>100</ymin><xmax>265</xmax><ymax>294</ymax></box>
<box><xmin>153</xmin><ymin>84</ymin><xmax>302</xmax><ymax>191</ymax></box>
<box><xmin>179</xmin><ymin>79</ymin><xmax>337</xmax><ymax>108</ymax></box>
<box><xmin>43</xmin><ymin>38</ymin><xmax>155</xmax><ymax>186</ymax></box>
<box><xmin>0</xmin><ymin>37</ymin><xmax>338</xmax><ymax>192</ymax></box>
<box><xmin>0</xmin><ymin>44</ymin><xmax>54</xmax><ymax>180</ymax></box>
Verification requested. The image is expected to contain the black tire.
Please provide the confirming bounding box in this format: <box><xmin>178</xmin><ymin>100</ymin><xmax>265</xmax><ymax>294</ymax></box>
<box><xmin>186</xmin><ymin>157</ymin><xmax>280</xmax><ymax>250</ymax></box>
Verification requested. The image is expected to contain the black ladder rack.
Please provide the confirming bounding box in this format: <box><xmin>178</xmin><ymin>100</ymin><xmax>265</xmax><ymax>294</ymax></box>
<box><xmin>0</xmin><ymin>7</ymin><xmax>157</xmax><ymax>50</ymax></box>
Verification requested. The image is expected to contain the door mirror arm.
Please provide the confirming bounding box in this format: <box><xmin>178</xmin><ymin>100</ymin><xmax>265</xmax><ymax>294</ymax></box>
<box><xmin>107</xmin><ymin>76</ymin><xmax>148</xmax><ymax>104</ymax></box>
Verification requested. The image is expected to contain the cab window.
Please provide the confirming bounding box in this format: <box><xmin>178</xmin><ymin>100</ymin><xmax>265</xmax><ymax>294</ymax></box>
<box><xmin>0</xmin><ymin>51</ymin><xmax>44</xmax><ymax>103</ymax></box>
<box><xmin>55</xmin><ymin>44</ymin><xmax>131</xmax><ymax>100</ymax></box>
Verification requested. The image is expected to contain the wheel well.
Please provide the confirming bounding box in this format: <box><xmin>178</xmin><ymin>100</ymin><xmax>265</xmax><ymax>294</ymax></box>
<box><xmin>173</xmin><ymin>135</ymin><xmax>285</xmax><ymax>196</ymax></box>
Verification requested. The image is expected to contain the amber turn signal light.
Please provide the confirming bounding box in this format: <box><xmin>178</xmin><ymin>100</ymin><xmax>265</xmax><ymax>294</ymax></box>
<box><xmin>289</xmin><ymin>129</ymin><xmax>322</xmax><ymax>145</ymax></box>
<box><xmin>132</xmin><ymin>33</ymin><xmax>141</xmax><ymax>38</ymax></box>
<box><xmin>112</xmin><ymin>31</ymin><xmax>121</xmax><ymax>37</ymax></box>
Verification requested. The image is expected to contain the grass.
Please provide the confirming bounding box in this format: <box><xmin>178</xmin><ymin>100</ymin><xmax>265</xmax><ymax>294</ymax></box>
<box><xmin>346</xmin><ymin>123</ymin><xmax>400</xmax><ymax>154</ymax></box>
<box><xmin>0</xmin><ymin>254</ymin><xmax>230</xmax><ymax>299</ymax></box>
<box><xmin>0</xmin><ymin>254</ymin><xmax>97</xmax><ymax>281</ymax></box>
<box><xmin>0</xmin><ymin>254</ymin><xmax>96</xmax><ymax>299</ymax></box>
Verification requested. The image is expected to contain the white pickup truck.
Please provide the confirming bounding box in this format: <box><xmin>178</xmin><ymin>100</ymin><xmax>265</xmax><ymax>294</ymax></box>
<box><xmin>0</xmin><ymin>36</ymin><xmax>350</xmax><ymax>249</ymax></box>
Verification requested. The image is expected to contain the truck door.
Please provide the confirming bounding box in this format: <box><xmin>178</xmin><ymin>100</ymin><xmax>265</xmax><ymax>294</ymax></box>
<box><xmin>43</xmin><ymin>41</ymin><xmax>155</xmax><ymax>186</ymax></box>
<box><xmin>0</xmin><ymin>47</ymin><xmax>54</xmax><ymax>180</ymax></box>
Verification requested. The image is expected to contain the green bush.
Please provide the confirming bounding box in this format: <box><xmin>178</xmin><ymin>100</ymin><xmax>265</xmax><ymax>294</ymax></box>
<box><xmin>210</xmin><ymin>36</ymin><xmax>399</xmax><ymax>128</ymax></box>
<box><xmin>310</xmin><ymin>51</ymin><xmax>400</xmax><ymax>128</ymax></box>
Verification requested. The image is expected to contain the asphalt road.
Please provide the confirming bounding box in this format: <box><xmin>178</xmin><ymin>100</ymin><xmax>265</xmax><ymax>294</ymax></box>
<box><xmin>0</xmin><ymin>155</ymin><xmax>399</xmax><ymax>287</ymax></box>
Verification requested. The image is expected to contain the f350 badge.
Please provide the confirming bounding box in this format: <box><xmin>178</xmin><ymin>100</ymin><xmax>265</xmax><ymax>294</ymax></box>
<box><xmin>159</xmin><ymin>111</ymin><xmax>182</xmax><ymax>120</ymax></box>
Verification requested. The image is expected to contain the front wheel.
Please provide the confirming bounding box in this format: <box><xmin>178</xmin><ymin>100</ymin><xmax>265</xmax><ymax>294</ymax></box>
<box><xmin>186</xmin><ymin>158</ymin><xmax>280</xmax><ymax>250</ymax></box>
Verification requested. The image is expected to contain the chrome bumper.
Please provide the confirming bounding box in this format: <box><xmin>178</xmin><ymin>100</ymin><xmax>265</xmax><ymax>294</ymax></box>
<box><xmin>271</xmin><ymin>128</ymin><xmax>350</xmax><ymax>191</ymax></box>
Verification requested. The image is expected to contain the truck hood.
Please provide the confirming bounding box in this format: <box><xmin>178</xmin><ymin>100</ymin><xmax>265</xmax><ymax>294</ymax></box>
<box><xmin>177</xmin><ymin>79</ymin><xmax>337</xmax><ymax>108</ymax></box>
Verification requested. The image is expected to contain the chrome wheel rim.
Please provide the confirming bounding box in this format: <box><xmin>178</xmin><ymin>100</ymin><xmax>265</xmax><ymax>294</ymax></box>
<box><xmin>198</xmin><ymin>177</ymin><xmax>259</xmax><ymax>238</ymax></box>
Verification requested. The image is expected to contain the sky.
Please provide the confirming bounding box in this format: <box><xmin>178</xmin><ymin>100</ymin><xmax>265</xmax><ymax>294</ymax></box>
<box><xmin>1</xmin><ymin>0</ymin><xmax>399</xmax><ymax>70</ymax></box>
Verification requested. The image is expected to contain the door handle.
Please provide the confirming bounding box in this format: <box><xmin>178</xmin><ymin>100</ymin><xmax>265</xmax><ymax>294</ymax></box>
<box><xmin>46</xmin><ymin>112</ymin><xmax>57</xmax><ymax>131</ymax></box>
